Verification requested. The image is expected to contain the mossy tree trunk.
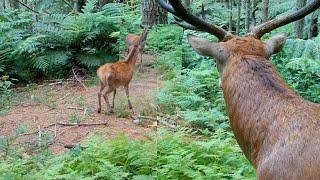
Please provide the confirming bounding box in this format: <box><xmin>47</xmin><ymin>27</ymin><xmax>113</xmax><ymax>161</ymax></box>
<box><xmin>142</xmin><ymin>0</ymin><xmax>168</xmax><ymax>26</ymax></box>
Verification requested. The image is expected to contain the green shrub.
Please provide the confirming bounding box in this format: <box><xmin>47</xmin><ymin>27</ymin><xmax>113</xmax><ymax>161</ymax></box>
<box><xmin>0</xmin><ymin>130</ymin><xmax>254</xmax><ymax>179</ymax></box>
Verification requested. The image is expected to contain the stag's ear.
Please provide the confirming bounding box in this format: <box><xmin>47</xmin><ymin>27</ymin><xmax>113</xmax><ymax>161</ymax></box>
<box><xmin>264</xmin><ymin>33</ymin><xmax>287</xmax><ymax>57</ymax></box>
<box><xmin>187</xmin><ymin>34</ymin><xmax>228</xmax><ymax>63</ymax></box>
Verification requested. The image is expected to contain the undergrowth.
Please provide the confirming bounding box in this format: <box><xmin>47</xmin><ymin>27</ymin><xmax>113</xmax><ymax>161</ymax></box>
<box><xmin>0</xmin><ymin>130</ymin><xmax>255</xmax><ymax>179</ymax></box>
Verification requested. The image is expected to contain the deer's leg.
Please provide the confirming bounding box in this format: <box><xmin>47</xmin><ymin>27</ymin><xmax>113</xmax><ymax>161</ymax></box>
<box><xmin>102</xmin><ymin>74</ymin><xmax>116</xmax><ymax>114</ymax></box>
<box><xmin>111</xmin><ymin>89</ymin><xmax>116</xmax><ymax>109</ymax></box>
<box><xmin>97</xmin><ymin>81</ymin><xmax>105</xmax><ymax>113</ymax></box>
<box><xmin>102</xmin><ymin>86</ymin><xmax>115</xmax><ymax>115</ymax></box>
<box><xmin>124</xmin><ymin>85</ymin><xmax>132</xmax><ymax>109</ymax></box>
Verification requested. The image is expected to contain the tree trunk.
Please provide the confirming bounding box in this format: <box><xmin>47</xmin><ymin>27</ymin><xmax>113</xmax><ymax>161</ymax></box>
<box><xmin>224</xmin><ymin>0</ymin><xmax>229</xmax><ymax>8</ymax></box>
<box><xmin>142</xmin><ymin>0</ymin><xmax>168</xmax><ymax>26</ymax></box>
<box><xmin>294</xmin><ymin>0</ymin><xmax>307</xmax><ymax>39</ymax></box>
<box><xmin>73</xmin><ymin>0</ymin><xmax>86</xmax><ymax>13</ymax></box>
<box><xmin>184</xmin><ymin>0</ymin><xmax>191</xmax><ymax>8</ymax></box>
<box><xmin>1</xmin><ymin>0</ymin><xmax>5</xmax><ymax>9</ymax></box>
<box><xmin>6</xmin><ymin>0</ymin><xmax>19</xmax><ymax>8</ymax></box>
<box><xmin>245</xmin><ymin>0</ymin><xmax>251</xmax><ymax>32</ymax></box>
<box><xmin>308</xmin><ymin>11</ymin><xmax>319</xmax><ymax>39</ymax></box>
<box><xmin>261</xmin><ymin>0</ymin><xmax>269</xmax><ymax>22</ymax></box>
<box><xmin>251</xmin><ymin>0</ymin><xmax>257</xmax><ymax>26</ymax></box>
<box><xmin>236</xmin><ymin>0</ymin><xmax>241</xmax><ymax>35</ymax></box>
<box><xmin>228</xmin><ymin>0</ymin><xmax>233</xmax><ymax>32</ymax></box>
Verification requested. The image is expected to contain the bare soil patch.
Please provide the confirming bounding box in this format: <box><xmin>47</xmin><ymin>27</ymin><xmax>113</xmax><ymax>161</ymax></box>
<box><xmin>0</xmin><ymin>54</ymin><xmax>161</xmax><ymax>153</ymax></box>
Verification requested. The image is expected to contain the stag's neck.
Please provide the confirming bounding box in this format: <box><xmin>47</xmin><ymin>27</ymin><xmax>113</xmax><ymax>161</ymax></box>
<box><xmin>221</xmin><ymin>55</ymin><xmax>299</xmax><ymax>166</ymax></box>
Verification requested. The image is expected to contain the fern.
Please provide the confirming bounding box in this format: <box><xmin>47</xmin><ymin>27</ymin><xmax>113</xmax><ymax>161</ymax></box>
<box><xmin>82</xmin><ymin>0</ymin><xmax>99</xmax><ymax>13</ymax></box>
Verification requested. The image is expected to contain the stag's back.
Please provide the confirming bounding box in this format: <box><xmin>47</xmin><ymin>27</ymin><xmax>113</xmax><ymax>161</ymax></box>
<box><xmin>220</xmin><ymin>39</ymin><xmax>320</xmax><ymax>179</ymax></box>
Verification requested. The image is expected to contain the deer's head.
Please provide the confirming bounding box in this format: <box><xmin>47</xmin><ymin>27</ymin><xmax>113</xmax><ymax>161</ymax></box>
<box><xmin>158</xmin><ymin>0</ymin><xmax>320</xmax><ymax>76</ymax></box>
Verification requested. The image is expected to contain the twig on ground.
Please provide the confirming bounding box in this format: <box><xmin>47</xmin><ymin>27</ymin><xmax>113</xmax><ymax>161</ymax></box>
<box><xmin>67</xmin><ymin>106</ymin><xmax>84</xmax><ymax>110</ymax></box>
<box><xmin>72</xmin><ymin>67</ymin><xmax>87</xmax><ymax>90</ymax></box>
<box><xmin>54</xmin><ymin>121</ymin><xmax>57</xmax><ymax>138</ymax></box>
<box><xmin>48</xmin><ymin>82</ymin><xmax>63</xmax><ymax>86</ymax></box>
<box><xmin>38</xmin><ymin>125</ymin><xmax>42</xmax><ymax>147</ymax></box>
<box><xmin>64</xmin><ymin>144</ymin><xmax>86</xmax><ymax>149</ymax></box>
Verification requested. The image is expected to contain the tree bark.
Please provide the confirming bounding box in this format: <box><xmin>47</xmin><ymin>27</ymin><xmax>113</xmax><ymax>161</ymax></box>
<box><xmin>251</xmin><ymin>0</ymin><xmax>257</xmax><ymax>26</ymax></box>
<box><xmin>6</xmin><ymin>0</ymin><xmax>19</xmax><ymax>8</ymax></box>
<box><xmin>228</xmin><ymin>0</ymin><xmax>233</xmax><ymax>32</ymax></box>
<box><xmin>236</xmin><ymin>0</ymin><xmax>241</xmax><ymax>35</ymax></box>
<box><xmin>261</xmin><ymin>0</ymin><xmax>269</xmax><ymax>22</ymax></box>
<box><xmin>73</xmin><ymin>0</ymin><xmax>86</xmax><ymax>13</ymax></box>
<box><xmin>142</xmin><ymin>0</ymin><xmax>168</xmax><ymax>26</ymax></box>
<box><xmin>184</xmin><ymin>0</ymin><xmax>191</xmax><ymax>8</ymax></box>
<box><xmin>245</xmin><ymin>0</ymin><xmax>251</xmax><ymax>32</ymax></box>
<box><xmin>1</xmin><ymin>0</ymin><xmax>5</xmax><ymax>9</ymax></box>
<box><xmin>308</xmin><ymin>11</ymin><xmax>318</xmax><ymax>39</ymax></box>
<box><xmin>294</xmin><ymin>0</ymin><xmax>307</xmax><ymax>39</ymax></box>
<box><xmin>224</xmin><ymin>0</ymin><xmax>229</xmax><ymax>8</ymax></box>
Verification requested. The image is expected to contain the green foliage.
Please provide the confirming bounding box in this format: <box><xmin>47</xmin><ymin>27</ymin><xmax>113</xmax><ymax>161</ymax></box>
<box><xmin>146</xmin><ymin>25</ymin><xmax>184</xmax><ymax>52</ymax></box>
<box><xmin>0</xmin><ymin>2</ymin><xmax>130</xmax><ymax>83</ymax></box>
<box><xmin>0</xmin><ymin>131</ymin><xmax>254</xmax><ymax>179</ymax></box>
<box><xmin>272</xmin><ymin>37</ymin><xmax>320</xmax><ymax>103</ymax></box>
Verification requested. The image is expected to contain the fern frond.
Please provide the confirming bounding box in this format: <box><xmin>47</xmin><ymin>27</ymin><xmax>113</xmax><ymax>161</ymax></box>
<box><xmin>82</xmin><ymin>0</ymin><xmax>98</xmax><ymax>13</ymax></box>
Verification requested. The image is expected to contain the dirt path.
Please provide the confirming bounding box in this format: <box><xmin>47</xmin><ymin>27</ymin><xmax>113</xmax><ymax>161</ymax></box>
<box><xmin>0</xmin><ymin>54</ymin><xmax>160</xmax><ymax>153</ymax></box>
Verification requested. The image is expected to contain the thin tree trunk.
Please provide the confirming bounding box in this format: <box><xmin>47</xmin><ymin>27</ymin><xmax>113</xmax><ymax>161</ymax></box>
<box><xmin>236</xmin><ymin>0</ymin><xmax>241</xmax><ymax>35</ymax></box>
<box><xmin>308</xmin><ymin>11</ymin><xmax>319</xmax><ymax>39</ymax></box>
<box><xmin>224</xmin><ymin>0</ymin><xmax>229</xmax><ymax>8</ymax></box>
<box><xmin>294</xmin><ymin>0</ymin><xmax>307</xmax><ymax>39</ymax></box>
<box><xmin>261</xmin><ymin>0</ymin><xmax>269</xmax><ymax>22</ymax></box>
<box><xmin>1</xmin><ymin>0</ymin><xmax>5</xmax><ymax>9</ymax></box>
<box><xmin>228</xmin><ymin>0</ymin><xmax>233</xmax><ymax>32</ymax></box>
<box><xmin>251</xmin><ymin>0</ymin><xmax>257</xmax><ymax>26</ymax></box>
<box><xmin>73</xmin><ymin>0</ymin><xmax>86</xmax><ymax>13</ymax></box>
<box><xmin>6</xmin><ymin>0</ymin><xmax>19</xmax><ymax>8</ymax></box>
<box><xmin>142</xmin><ymin>0</ymin><xmax>168</xmax><ymax>26</ymax></box>
<box><xmin>245</xmin><ymin>0</ymin><xmax>251</xmax><ymax>32</ymax></box>
<box><xmin>184</xmin><ymin>0</ymin><xmax>191</xmax><ymax>7</ymax></box>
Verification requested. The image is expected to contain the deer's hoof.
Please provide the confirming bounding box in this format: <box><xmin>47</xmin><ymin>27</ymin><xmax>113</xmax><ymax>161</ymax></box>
<box><xmin>98</xmin><ymin>109</ymin><xmax>101</xmax><ymax>114</ymax></box>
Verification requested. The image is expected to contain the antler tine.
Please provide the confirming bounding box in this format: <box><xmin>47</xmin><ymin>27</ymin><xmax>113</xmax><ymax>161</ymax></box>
<box><xmin>251</xmin><ymin>0</ymin><xmax>320</xmax><ymax>39</ymax></box>
<box><xmin>158</xmin><ymin>0</ymin><xmax>233</xmax><ymax>41</ymax></box>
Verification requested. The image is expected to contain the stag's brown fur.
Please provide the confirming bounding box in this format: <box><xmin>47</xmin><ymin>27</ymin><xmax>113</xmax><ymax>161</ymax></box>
<box><xmin>97</xmin><ymin>45</ymin><xmax>139</xmax><ymax>114</ymax></box>
<box><xmin>219</xmin><ymin>36</ymin><xmax>320</xmax><ymax>179</ymax></box>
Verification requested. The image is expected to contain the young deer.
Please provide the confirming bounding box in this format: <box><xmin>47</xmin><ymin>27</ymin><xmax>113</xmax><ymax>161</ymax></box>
<box><xmin>159</xmin><ymin>0</ymin><xmax>320</xmax><ymax>179</ymax></box>
<box><xmin>97</xmin><ymin>29</ymin><xmax>147</xmax><ymax>114</ymax></box>
<box><xmin>125</xmin><ymin>28</ymin><xmax>148</xmax><ymax>72</ymax></box>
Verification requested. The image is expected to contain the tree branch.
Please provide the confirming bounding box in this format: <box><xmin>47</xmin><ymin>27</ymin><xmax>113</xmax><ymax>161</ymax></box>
<box><xmin>15</xmin><ymin>0</ymin><xmax>41</xmax><ymax>14</ymax></box>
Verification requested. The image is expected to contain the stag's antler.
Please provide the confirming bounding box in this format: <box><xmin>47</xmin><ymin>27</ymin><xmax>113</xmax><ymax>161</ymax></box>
<box><xmin>158</xmin><ymin>0</ymin><xmax>234</xmax><ymax>41</ymax></box>
<box><xmin>159</xmin><ymin>0</ymin><xmax>320</xmax><ymax>40</ymax></box>
<box><xmin>251</xmin><ymin>0</ymin><xmax>320</xmax><ymax>38</ymax></box>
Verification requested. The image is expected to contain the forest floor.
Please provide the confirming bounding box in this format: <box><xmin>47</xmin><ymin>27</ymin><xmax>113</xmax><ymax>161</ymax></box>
<box><xmin>0</xmin><ymin>54</ymin><xmax>161</xmax><ymax>154</ymax></box>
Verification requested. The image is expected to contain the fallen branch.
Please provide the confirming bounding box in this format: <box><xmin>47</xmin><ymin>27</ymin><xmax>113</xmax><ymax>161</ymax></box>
<box><xmin>57</xmin><ymin>121</ymin><xmax>108</xmax><ymax>127</ymax></box>
<box><xmin>19</xmin><ymin>121</ymin><xmax>107</xmax><ymax>136</ymax></box>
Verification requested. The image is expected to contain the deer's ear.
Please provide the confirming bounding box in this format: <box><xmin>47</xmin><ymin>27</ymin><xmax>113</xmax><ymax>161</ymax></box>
<box><xmin>187</xmin><ymin>34</ymin><xmax>228</xmax><ymax>63</ymax></box>
<box><xmin>264</xmin><ymin>33</ymin><xmax>287</xmax><ymax>57</ymax></box>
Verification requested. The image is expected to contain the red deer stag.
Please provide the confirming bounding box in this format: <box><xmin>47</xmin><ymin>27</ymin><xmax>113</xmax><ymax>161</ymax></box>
<box><xmin>159</xmin><ymin>0</ymin><xmax>320</xmax><ymax>179</ymax></box>
<box><xmin>126</xmin><ymin>28</ymin><xmax>149</xmax><ymax>72</ymax></box>
<box><xmin>97</xmin><ymin>29</ymin><xmax>148</xmax><ymax>114</ymax></box>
